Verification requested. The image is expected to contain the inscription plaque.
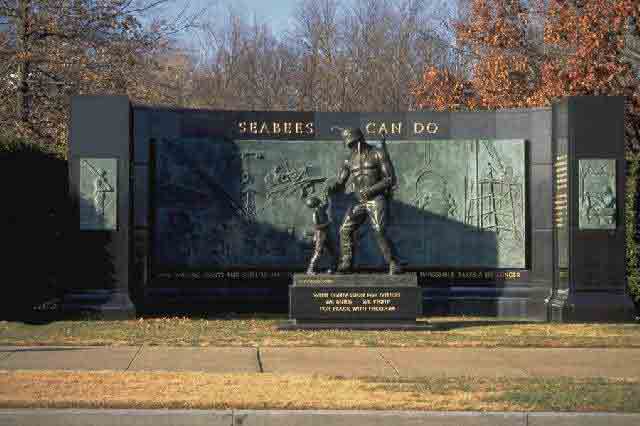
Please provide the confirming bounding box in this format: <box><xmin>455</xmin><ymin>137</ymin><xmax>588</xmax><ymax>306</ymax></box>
<box><xmin>283</xmin><ymin>273</ymin><xmax>422</xmax><ymax>329</ymax></box>
<box><xmin>553</xmin><ymin>154</ymin><xmax>568</xmax><ymax>229</ymax></box>
<box><xmin>578</xmin><ymin>159</ymin><xmax>616</xmax><ymax>230</ymax></box>
<box><xmin>80</xmin><ymin>158</ymin><xmax>118</xmax><ymax>230</ymax></box>
<box><xmin>554</xmin><ymin>145</ymin><xmax>569</xmax><ymax>288</ymax></box>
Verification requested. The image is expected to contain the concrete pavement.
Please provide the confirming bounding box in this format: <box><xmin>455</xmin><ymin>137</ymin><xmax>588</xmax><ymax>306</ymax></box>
<box><xmin>1</xmin><ymin>410</ymin><xmax>640</xmax><ymax>426</ymax></box>
<box><xmin>1</xmin><ymin>346</ymin><xmax>640</xmax><ymax>378</ymax></box>
<box><xmin>2</xmin><ymin>347</ymin><xmax>639</xmax><ymax>425</ymax></box>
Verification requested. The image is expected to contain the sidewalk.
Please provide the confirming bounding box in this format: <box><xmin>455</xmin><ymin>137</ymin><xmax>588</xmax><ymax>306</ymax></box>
<box><xmin>2</xmin><ymin>346</ymin><xmax>640</xmax><ymax>378</ymax></box>
<box><xmin>2</xmin><ymin>346</ymin><xmax>639</xmax><ymax>425</ymax></box>
<box><xmin>0</xmin><ymin>409</ymin><xmax>639</xmax><ymax>426</ymax></box>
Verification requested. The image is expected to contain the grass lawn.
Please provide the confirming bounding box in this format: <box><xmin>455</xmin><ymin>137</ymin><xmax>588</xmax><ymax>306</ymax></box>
<box><xmin>1</xmin><ymin>315</ymin><xmax>640</xmax><ymax>347</ymax></box>
<box><xmin>0</xmin><ymin>370</ymin><xmax>637</xmax><ymax>411</ymax></box>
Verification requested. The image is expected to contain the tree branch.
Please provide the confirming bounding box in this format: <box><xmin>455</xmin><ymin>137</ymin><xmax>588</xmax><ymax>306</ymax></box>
<box><xmin>27</xmin><ymin>30</ymin><xmax>75</xmax><ymax>40</ymax></box>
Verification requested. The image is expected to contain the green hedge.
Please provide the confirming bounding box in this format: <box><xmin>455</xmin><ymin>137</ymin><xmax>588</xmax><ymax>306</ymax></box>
<box><xmin>627</xmin><ymin>153</ymin><xmax>640</xmax><ymax>309</ymax></box>
<box><xmin>0</xmin><ymin>137</ymin><xmax>70</xmax><ymax>319</ymax></box>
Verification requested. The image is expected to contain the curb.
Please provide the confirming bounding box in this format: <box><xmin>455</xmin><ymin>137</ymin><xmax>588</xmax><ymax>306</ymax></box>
<box><xmin>1</xmin><ymin>409</ymin><xmax>639</xmax><ymax>426</ymax></box>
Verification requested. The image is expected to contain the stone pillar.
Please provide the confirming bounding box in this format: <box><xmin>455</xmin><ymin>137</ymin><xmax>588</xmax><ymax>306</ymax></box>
<box><xmin>548</xmin><ymin>96</ymin><xmax>635</xmax><ymax>321</ymax></box>
<box><xmin>65</xmin><ymin>95</ymin><xmax>135</xmax><ymax>319</ymax></box>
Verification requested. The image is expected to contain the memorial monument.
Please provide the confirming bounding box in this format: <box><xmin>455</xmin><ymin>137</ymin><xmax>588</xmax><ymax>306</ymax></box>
<box><xmin>64</xmin><ymin>95</ymin><xmax>635</xmax><ymax>322</ymax></box>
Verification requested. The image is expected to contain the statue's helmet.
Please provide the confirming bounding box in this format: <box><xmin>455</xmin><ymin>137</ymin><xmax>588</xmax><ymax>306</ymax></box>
<box><xmin>341</xmin><ymin>127</ymin><xmax>364</xmax><ymax>148</ymax></box>
<box><xmin>305</xmin><ymin>196</ymin><xmax>321</xmax><ymax>208</ymax></box>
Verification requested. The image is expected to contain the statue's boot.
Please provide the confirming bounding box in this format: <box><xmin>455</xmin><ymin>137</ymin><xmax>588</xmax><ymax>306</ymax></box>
<box><xmin>327</xmin><ymin>258</ymin><xmax>338</xmax><ymax>274</ymax></box>
<box><xmin>374</xmin><ymin>232</ymin><xmax>403</xmax><ymax>275</ymax></box>
<box><xmin>336</xmin><ymin>229</ymin><xmax>354</xmax><ymax>273</ymax></box>
<box><xmin>336</xmin><ymin>258</ymin><xmax>352</xmax><ymax>274</ymax></box>
<box><xmin>306</xmin><ymin>253</ymin><xmax>319</xmax><ymax>275</ymax></box>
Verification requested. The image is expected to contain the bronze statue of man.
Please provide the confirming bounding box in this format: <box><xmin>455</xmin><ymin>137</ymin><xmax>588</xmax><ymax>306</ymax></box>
<box><xmin>328</xmin><ymin>127</ymin><xmax>402</xmax><ymax>275</ymax></box>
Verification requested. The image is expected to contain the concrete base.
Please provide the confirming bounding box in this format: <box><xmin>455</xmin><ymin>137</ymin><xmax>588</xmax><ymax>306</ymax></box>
<box><xmin>547</xmin><ymin>290</ymin><xmax>636</xmax><ymax>322</ymax></box>
<box><xmin>60</xmin><ymin>290</ymin><xmax>136</xmax><ymax>320</ymax></box>
<box><xmin>278</xmin><ymin>319</ymin><xmax>431</xmax><ymax>330</ymax></box>
<box><xmin>422</xmin><ymin>283</ymin><xmax>551</xmax><ymax>320</ymax></box>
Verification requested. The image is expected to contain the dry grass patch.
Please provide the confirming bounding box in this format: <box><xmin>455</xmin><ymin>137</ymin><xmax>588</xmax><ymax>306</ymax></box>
<box><xmin>0</xmin><ymin>370</ymin><xmax>638</xmax><ymax>411</ymax></box>
<box><xmin>1</xmin><ymin>316</ymin><xmax>640</xmax><ymax>347</ymax></box>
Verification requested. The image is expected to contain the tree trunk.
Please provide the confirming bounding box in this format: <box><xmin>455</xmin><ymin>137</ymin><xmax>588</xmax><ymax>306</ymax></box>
<box><xmin>15</xmin><ymin>0</ymin><xmax>31</xmax><ymax>124</ymax></box>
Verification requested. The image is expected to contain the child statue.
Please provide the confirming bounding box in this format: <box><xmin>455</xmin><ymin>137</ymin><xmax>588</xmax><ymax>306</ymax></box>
<box><xmin>304</xmin><ymin>194</ymin><xmax>337</xmax><ymax>275</ymax></box>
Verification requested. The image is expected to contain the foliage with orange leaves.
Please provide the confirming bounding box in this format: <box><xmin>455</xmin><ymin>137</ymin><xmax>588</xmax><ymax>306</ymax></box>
<box><xmin>412</xmin><ymin>0</ymin><xmax>640</xmax><ymax>150</ymax></box>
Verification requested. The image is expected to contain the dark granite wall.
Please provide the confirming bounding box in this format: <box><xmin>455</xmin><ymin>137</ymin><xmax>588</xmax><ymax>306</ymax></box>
<box><xmin>127</xmin><ymin>107</ymin><xmax>555</xmax><ymax>319</ymax></box>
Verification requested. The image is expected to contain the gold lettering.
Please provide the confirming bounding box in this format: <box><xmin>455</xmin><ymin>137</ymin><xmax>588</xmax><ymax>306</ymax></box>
<box><xmin>305</xmin><ymin>122</ymin><xmax>314</xmax><ymax>134</ymax></box>
<box><xmin>295</xmin><ymin>122</ymin><xmax>303</xmax><ymax>134</ymax></box>
<box><xmin>366</xmin><ymin>122</ymin><xmax>377</xmax><ymax>134</ymax></box>
<box><xmin>272</xmin><ymin>122</ymin><xmax>281</xmax><ymax>134</ymax></box>
<box><xmin>391</xmin><ymin>122</ymin><xmax>402</xmax><ymax>134</ymax></box>
<box><xmin>239</xmin><ymin>122</ymin><xmax>247</xmax><ymax>133</ymax></box>
<box><xmin>259</xmin><ymin>122</ymin><xmax>269</xmax><ymax>134</ymax></box>
<box><xmin>414</xmin><ymin>122</ymin><xmax>425</xmax><ymax>134</ymax></box>
<box><xmin>301</xmin><ymin>278</ymin><xmax>334</xmax><ymax>284</ymax></box>
<box><xmin>250</xmin><ymin>122</ymin><xmax>258</xmax><ymax>133</ymax></box>
<box><xmin>378</xmin><ymin>123</ymin><xmax>387</xmax><ymax>134</ymax></box>
<box><xmin>284</xmin><ymin>122</ymin><xmax>292</xmax><ymax>134</ymax></box>
<box><xmin>426</xmin><ymin>122</ymin><xmax>438</xmax><ymax>134</ymax></box>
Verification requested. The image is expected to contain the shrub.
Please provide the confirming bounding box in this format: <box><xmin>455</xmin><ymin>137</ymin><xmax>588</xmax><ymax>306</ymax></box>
<box><xmin>626</xmin><ymin>153</ymin><xmax>640</xmax><ymax>310</ymax></box>
<box><xmin>0</xmin><ymin>136</ymin><xmax>69</xmax><ymax>319</ymax></box>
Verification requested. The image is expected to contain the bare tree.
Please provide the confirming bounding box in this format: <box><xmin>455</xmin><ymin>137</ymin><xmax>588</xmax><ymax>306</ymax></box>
<box><xmin>192</xmin><ymin>5</ymin><xmax>299</xmax><ymax>110</ymax></box>
<box><xmin>186</xmin><ymin>0</ymin><xmax>455</xmax><ymax>113</ymax></box>
<box><xmin>0</xmin><ymin>0</ymin><xmax>203</xmax><ymax>146</ymax></box>
<box><xmin>286</xmin><ymin>0</ymin><xmax>340</xmax><ymax>111</ymax></box>
<box><xmin>292</xmin><ymin>0</ymin><xmax>456</xmax><ymax>111</ymax></box>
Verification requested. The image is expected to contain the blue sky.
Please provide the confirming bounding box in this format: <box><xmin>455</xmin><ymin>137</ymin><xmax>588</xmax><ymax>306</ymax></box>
<box><xmin>238</xmin><ymin>0</ymin><xmax>299</xmax><ymax>34</ymax></box>
<box><xmin>151</xmin><ymin>0</ymin><xmax>301</xmax><ymax>38</ymax></box>
<box><xmin>146</xmin><ymin>0</ymin><xmax>452</xmax><ymax>48</ymax></box>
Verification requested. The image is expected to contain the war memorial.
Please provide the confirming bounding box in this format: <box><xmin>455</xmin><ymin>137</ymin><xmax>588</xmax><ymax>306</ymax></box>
<box><xmin>66</xmin><ymin>95</ymin><xmax>635</xmax><ymax>323</ymax></box>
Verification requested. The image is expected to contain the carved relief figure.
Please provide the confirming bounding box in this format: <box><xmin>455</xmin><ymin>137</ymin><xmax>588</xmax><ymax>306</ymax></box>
<box><xmin>263</xmin><ymin>159</ymin><xmax>326</xmax><ymax>208</ymax></box>
<box><xmin>579</xmin><ymin>159</ymin><xmax>617</xmax><ymax>229</ymax></box>
<box><xmin>328</xmin><ymin>127</ymin><xmax>402</xmax><ymax>275</ymax></box>
<box><xmin>411</xmin><ymin>145</ymin><xmax>457</xmax><ymax>219</ymax></box>
<box><xmin>79</xmin><ymin>158</ymin><xmax>117</xmax><ymax>230</ymax></box>
<box><xmin>93</xmin><ymin>169</ymin><xmax>114</xmax><ymax>218</ymax></box>
<box><xmin>240</xmin><ymin>171</ymin><xmax>257</xmax><ymax>223</ymax></box>
<box><xmin>464</xmin><ymin>141</ymin><xmax>524</xmax><ymax>246</ymax></box>
<box><xmin>81</xmin><ymin>160</ymin><xmax>115</xmax><ymax>220</ymax></box>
